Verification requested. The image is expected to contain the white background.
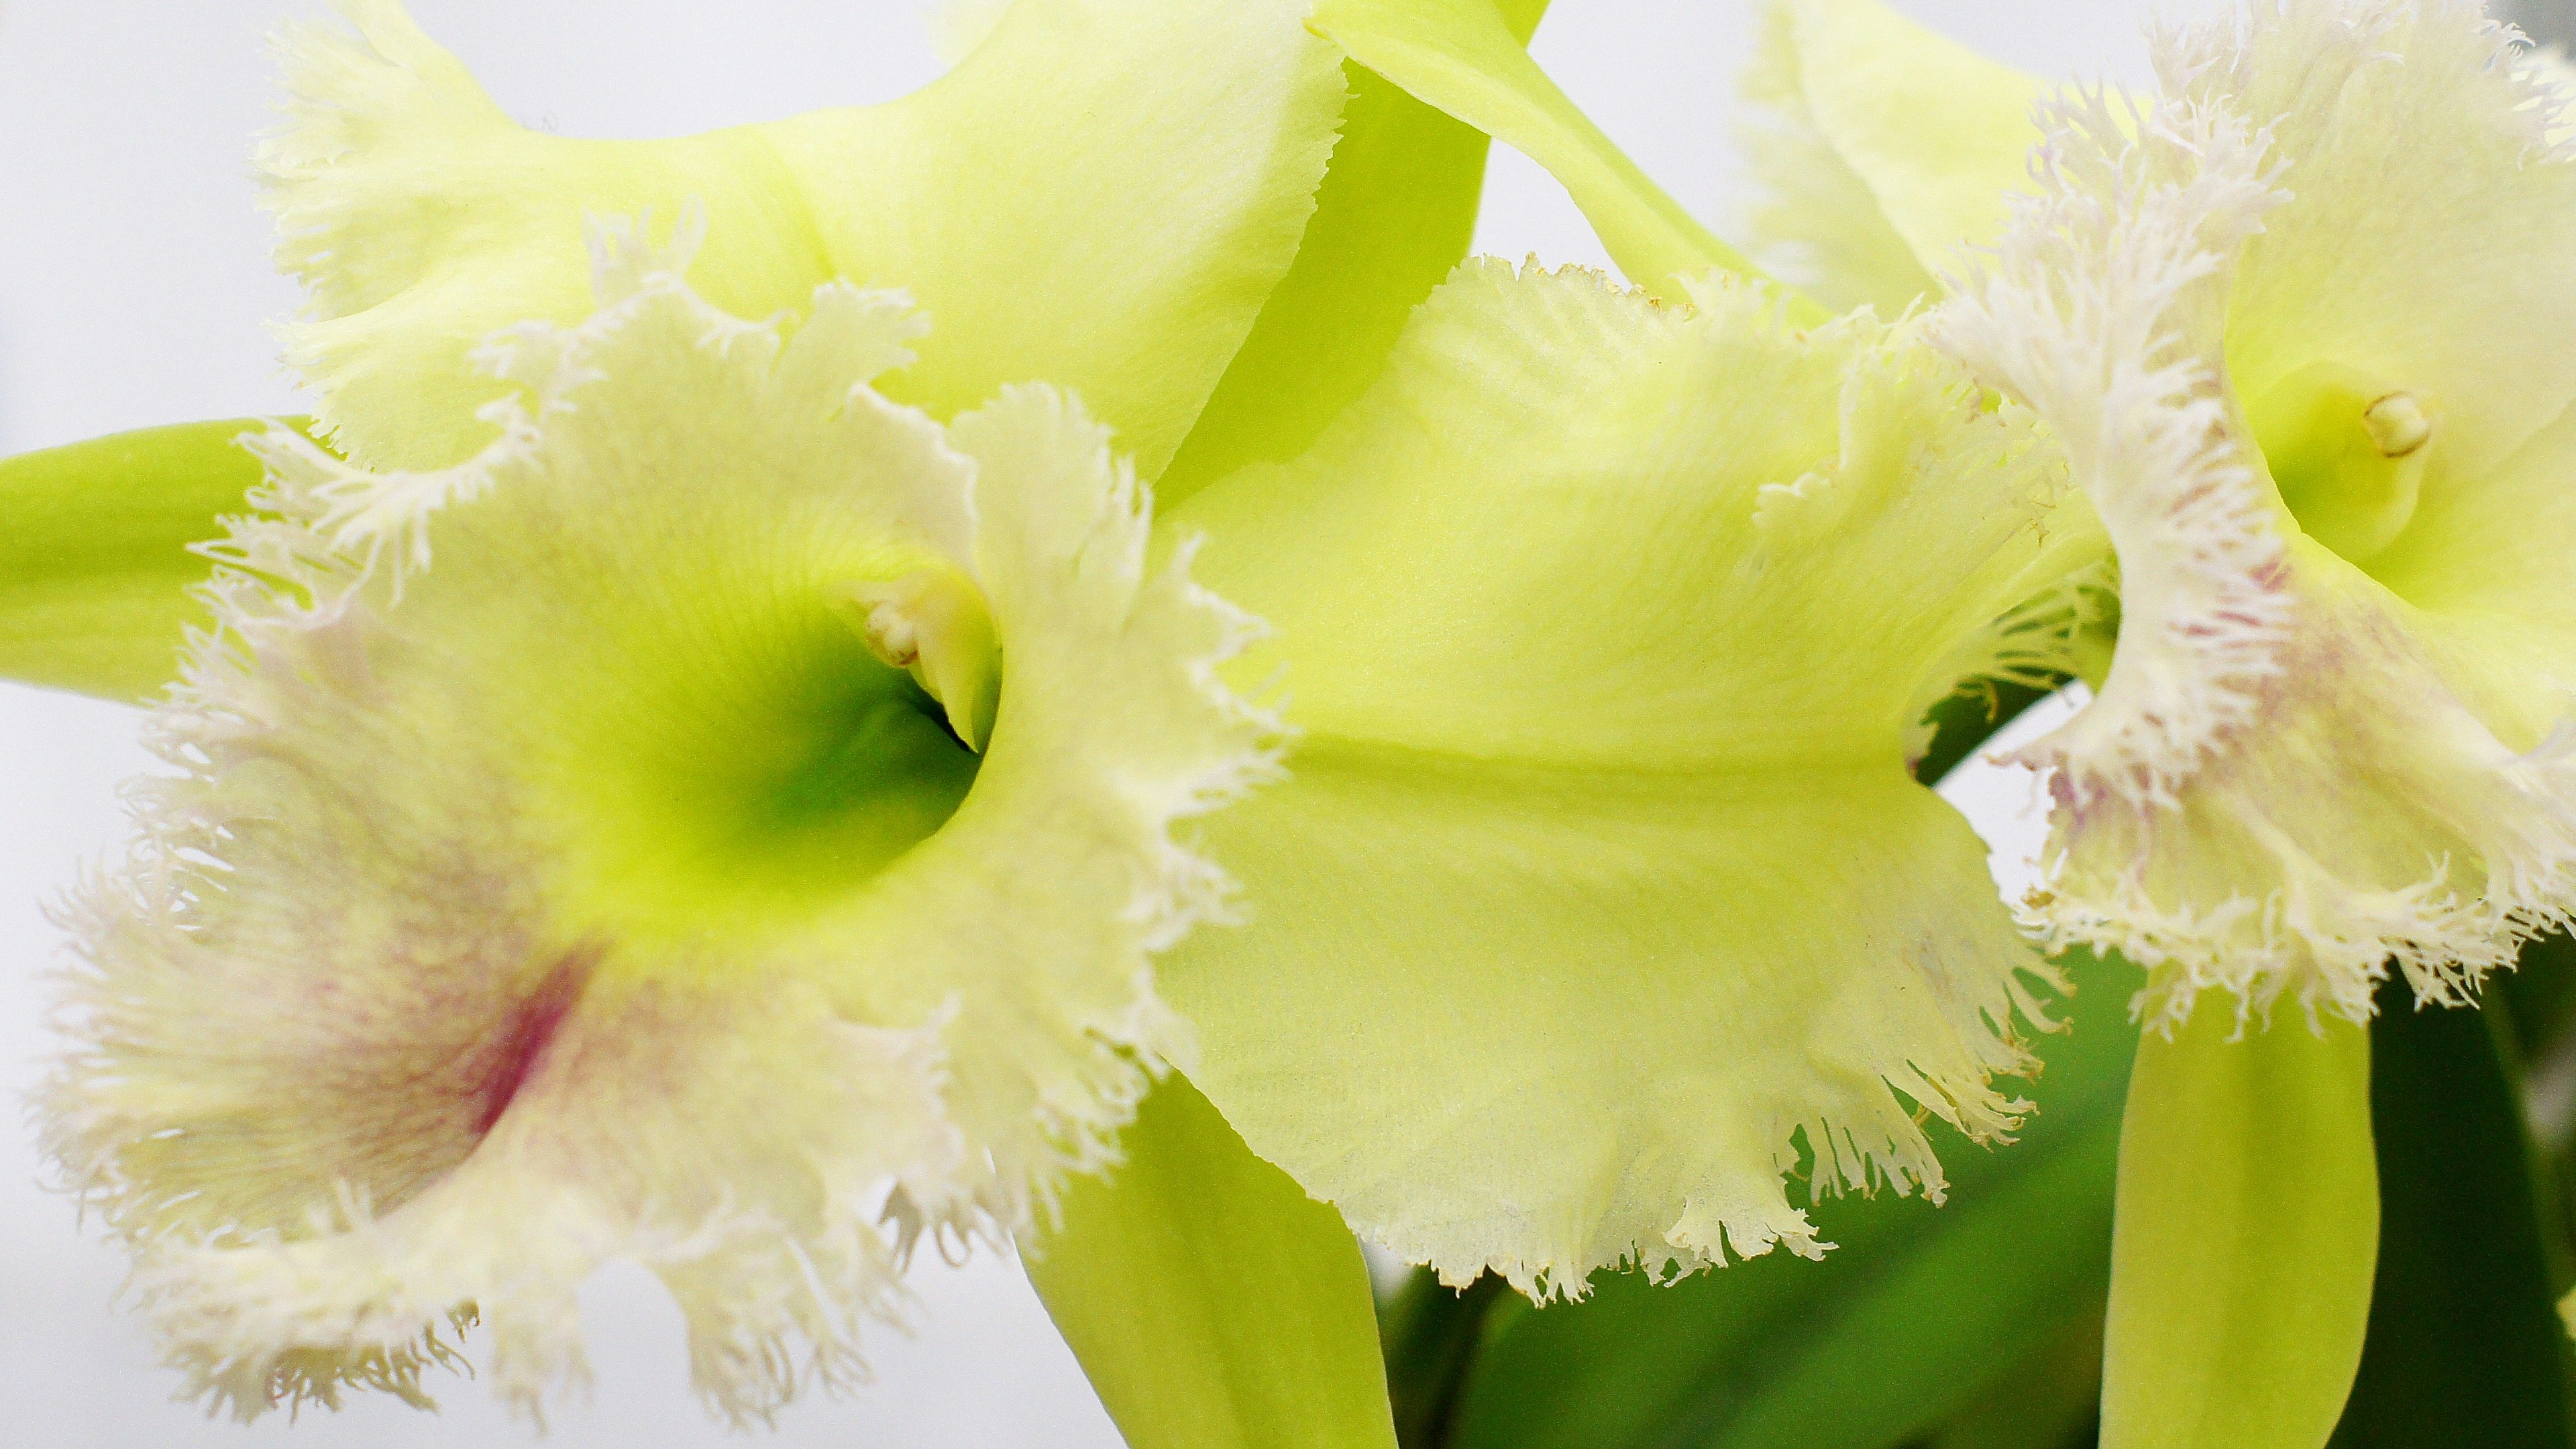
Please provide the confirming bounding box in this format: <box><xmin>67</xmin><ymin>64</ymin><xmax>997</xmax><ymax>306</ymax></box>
<box><xmin>0</xmin><ymin>2</ymin><xmax>2169</xmax><ymax>1444</ymax></box>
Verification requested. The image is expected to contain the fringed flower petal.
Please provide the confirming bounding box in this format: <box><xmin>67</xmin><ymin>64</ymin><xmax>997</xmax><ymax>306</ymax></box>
<box><xmin>1742</xmin><ymin>0</ymin><xmax>2048</xmax><ymax>315</ymax></box>
<box><xmin>1933</xmin><ymin>0</ymin><xmax>2576</xmax><ymax>1028</ymax></box>
<box><xmin>45</xmin><ymin>232</ymin><xmax>1278</xmax><ymax>1423</ymax></box>
<box><xmin>1160</xmin><ymin>260</ymin><xmax>2087</xmax><ymax>1296</ymax></box>
<box><xmin>263</xmin><ymin>0</ymin><xmax>1344</xmax><ymax>476</ymax></box>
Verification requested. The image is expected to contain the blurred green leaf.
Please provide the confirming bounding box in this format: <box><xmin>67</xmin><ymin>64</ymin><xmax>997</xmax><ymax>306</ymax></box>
<box><xmin>1382</xmin><ymin>1270</ymin><xmax>1515</xmax><ymax>1449</ymax></box>
<box><xmin>2327</xmin><ymin>976</ymin><xmax>2576</xmax><ymax>1447</ymax></box>
<box><xmin>1440</xmin><ymin>951</ymin><xmax>2140</xmax><ymax>1449</ymax></box>
<box><xmin>1926</xmin><ymin>1302</ymin><xmax>2105</xmax><ymax>1449</ymax></box>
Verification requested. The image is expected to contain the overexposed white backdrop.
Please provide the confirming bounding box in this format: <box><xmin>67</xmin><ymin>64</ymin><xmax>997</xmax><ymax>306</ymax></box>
<box><xmin>0</xmin><ymin>2</ymin><xmax>2167</xmax><ymax>1444</ymax></box>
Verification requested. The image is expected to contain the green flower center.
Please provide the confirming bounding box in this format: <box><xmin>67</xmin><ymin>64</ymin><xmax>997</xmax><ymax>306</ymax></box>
<box><xmin>531</xmin><ymin>570</ymin><xmax>994</xmax><ymax>941</ymax></box>
<box><xmin>2249</xmin><ymin>360</ymin><xmax>2433</xmax><ymax>566</ymax></box>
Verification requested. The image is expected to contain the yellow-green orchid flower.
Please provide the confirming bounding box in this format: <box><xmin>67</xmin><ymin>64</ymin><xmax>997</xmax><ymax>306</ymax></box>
<box><xmin>17</xmin><ymin>0</ymin><xmax>2131</xmax><ymax>1434</ymax></box>
<box><xmin>1939</xmin><ymin>0</ymin><xmax>2576</xmax><ymax>1030</ymax></box>
<box><xmin>38</xmin><ymin>0</ymin><xmax>1359</xmax><ymax>1426</ymax></box>
<box><xmin>1906</xmin><ymin>1</ymin><xmax>2576</xmax><ymax>1442</ymax></box>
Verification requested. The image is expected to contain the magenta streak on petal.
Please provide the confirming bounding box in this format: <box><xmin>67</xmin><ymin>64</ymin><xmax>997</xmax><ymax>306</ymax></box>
<box><xmin>472</xmin><ymin>953</ymin><xmax>594</xmax><ymax>1136</ymax></box>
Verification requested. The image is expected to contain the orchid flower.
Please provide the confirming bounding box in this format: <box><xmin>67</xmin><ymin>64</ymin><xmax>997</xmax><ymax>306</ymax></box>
<box><xmin>28</xmin><ymin>0</ymin><xmax>1359</xmax><ymax>1427</ymax></box>
<box><xmin>1718</xmin><ymin>0</ymin><xmax>2576</xmax><ymax>1442</ymax></box>
<box><xmin>12</xmin><ymin>0</ymin><xmax>2156</xmax><ymax>1437</ymax></box>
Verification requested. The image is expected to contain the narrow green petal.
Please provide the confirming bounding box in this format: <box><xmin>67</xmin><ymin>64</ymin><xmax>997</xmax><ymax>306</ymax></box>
<box><xmin>50</xmin><ymin>244</ymin><xmax>1280</xmax><ymax>1422</ymax></box>
<box><xmin>1163</xmin><ymin>260</ymin><xmax>2080</xmax><ymax>1293</ymax></box>
<box><xmin>1157</xmin><ymin>0</ymin><xmax>1550</xmax><ymax>506</ymax></box>
<box><xmin>1743</xmin><ymin>0</ymin><xmax>2045</xmax><ymax>315</ymax></box>
<box><xmin>0</xmin><ymin>421</ymin><xmax>291</xmax><ymax>702</ymax></box>
<box><xmin>267</xmin><ymin>0</ymin><xmax>1344</xmax><ymax>476</ymax></box>
<box><xmin>1306</xmin><ymin>0</ymin><xmax>1792</xmax><ymax>312</ymax></box>
<box><xmin>2102</xmin><ymin>1006</ymin><xmax>2377</xmax><ymax>1449</ymax></box>
<box><xmin>1024</xmin><ymin>1075</ymin><xmax>1397</xmax><ymax>1449</ymax></box>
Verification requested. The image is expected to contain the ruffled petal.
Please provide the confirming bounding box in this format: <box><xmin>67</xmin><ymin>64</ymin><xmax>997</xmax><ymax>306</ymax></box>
<box><xmin>263</xmin><ymin>0</ymin><xmax>1344</xmax><ymax>476</ymax></box>
<box><xmin>46</xmin><ymin>233</ymin><xmax>1277</xmax><ymax>1421</ymax></box>
<box><xmin>1743</xmin><ymin>0</ymin><xmax>2047</xmax><ymax>315</ymax></box>
<box><xmin>1162</xmin><ymin>260</ymin><xmax>2082</xmax><ymax>1295</ymax></box>
<box><xmin>1933</xmin><ymin>1</ymin><xmax>2576</xmax><ymax>1027</ymax></box>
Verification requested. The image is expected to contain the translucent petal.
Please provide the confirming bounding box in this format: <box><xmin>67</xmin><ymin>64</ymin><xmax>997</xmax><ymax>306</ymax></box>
<box><xmin>264</xmin><ymin>0</ymin><xmax>1344</xmax><ymax>476</ymax></box>
<box><xmin>46</xmin><ymin>238</ymin><xmax>1277</xmax><ymax>1421</ymax></box>
<box><xmin>1162</xmin><ymin>261</ymin><xmax>2081</xmax><ymax>1295</ymax></box>
<box><xmin>1934</xmin><ymin>3</ymin><xmax>2576</xmax><ymax>1026</ymax></box>
<box><xmin>1743</xmin><ymin>0</ymin><xmax>2047</xmax><ymax>315</ymax></box>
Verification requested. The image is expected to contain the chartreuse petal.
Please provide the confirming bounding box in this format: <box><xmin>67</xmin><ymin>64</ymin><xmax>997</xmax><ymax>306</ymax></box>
<box><xmin>1741</xmin><ymin>0</ymin><xmax>2044</xmax><ymax>315</ymax></box>
<box><xmin>1439</xmin><ymin>949</ymin><xmax>2141</xmax><ymax>1449</ymax></box>
<box><xmin>1159</xmin><ymin>0</ymin><xmax>1550</xmax><ymax>506</ymax></box>
<box><xmin>46</xmin><ymin>241</ymin><xmax>1282</xmax><ymax>1424</ymax></box>
<box><xmin>1305</xmin><ymin>0</ymin><xmax>1794</xmax><ymax>314</ymax></box>
<box><xmin>1936</xmin><ymin>3</ymin><xmax>2576</xmax><ymax>1028</ymax></box>
<box><xmin>2102</xmin><ymin>1004</ymin><xmax>2377</xmax><ymax>1449</ymax></box>
<box><xmin>1024</xmin><ymin>1075</ymin><xmax>1396</xmax><ymax>1449</ymax></box>
<box><xmin>265</xmin><ymin>0</ymin><xmax>1343</xmax><ymax>475</ymax></box>
<box><xmin>0</xmin><ymin>420</ymin><xmax>305</xmax><ymax>702</ymax></box>
<box><xmin>1162</xmin><ymin>259</ymin><xmax>2094</xmax><ymax>1297</ymax></box>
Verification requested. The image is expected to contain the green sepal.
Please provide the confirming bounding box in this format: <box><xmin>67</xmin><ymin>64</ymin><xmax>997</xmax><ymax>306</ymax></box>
<box><xmin>2328</xmin><ymin>972</ymin><xmax>2576</xmax><ymax>1447</ymax></box>
<box><xmin>0</xmin><ymin>419</ymin><xmax>307</xmax><ymax>702</ymax></box>
<box><xmin>1433</xmin><ymin>951</ymin><xmax>2140</xmax><ymax>1449</ymax></box>
<box><xmin>1159</xmin><ymin>0</ymin><xmax>1550</xmax><ymax>507</ymax></box>
<box><xmin>1305</xmin><ymin>0</ymin><xmax>1811</xmax><ymax>317</ymax></box>
<box><xmin>2103</xmin><ymin>1002</ymin><xmax>2377</xmax><ymax>1449</ymax></box>
<box><xmin>1023</xmin><ymin>1073</ymin><xmax>1399</xmax><ymax>1449</ymax></box>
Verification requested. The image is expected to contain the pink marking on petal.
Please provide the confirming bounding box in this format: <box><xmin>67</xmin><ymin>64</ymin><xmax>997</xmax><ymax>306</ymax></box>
<box><xmin>472</xmin><ymin>951</ymin><xmax>594</xmax><ymax>1137</ymax></box>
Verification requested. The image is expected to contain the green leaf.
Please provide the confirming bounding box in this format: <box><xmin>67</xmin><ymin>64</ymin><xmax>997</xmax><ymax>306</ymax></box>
<box><xmin>1158</xmin><ymin>0</ymin><xmax>1550</xmax><ymax>507</ymax></box>
<box><xmin>1926</xmin><ymin>1303</ymin><xmax>2106</xmax><ymax>1449</ymax></box>
<box><xmin>2327</xmin><ymin>975</ymin><xmax>2576</xmax><ymax>1447</ymax></box>
<box><xmin>1305</xmin><ymin>0</ymin><xmax>1811</xmax><ymax>317</ymax></box>
<box><xmin>0</xmin><ymin>419</ymin><xmax>297</xmax><ymax>702</ymax></box>
<box><xmin>1023</xmin><ymin>1073</ymin><xmax>1399</xmax><ymax>1449</ymax></box>
<box><xmin>1438</xmin><ymin>951</ymin><xmax>2141</xmax><ymax>1449</ymax></box>
<box><xmin>1380</xmin><ymin>1271</ymin><xmax>1515</xmax><ymax>1449</ymax></box>
<box><xmin>2102</xmin><ymin>1002</ymin><xmax>2377</xmax><ymax>1449</ymax></box>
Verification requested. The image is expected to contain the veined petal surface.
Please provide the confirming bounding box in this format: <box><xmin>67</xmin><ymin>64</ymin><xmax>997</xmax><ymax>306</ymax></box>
<box><xmin>1935</xmin><ymin>0</ymin><xmax>2576</xmax><ymax>1027</ymax></box>
<box><xmin>1743</xmin><ymin>0</ymin><xmax>2047</xmax><ymax>315</ymax></box>
<box><xmin>264</xmin><ymin>0</ymin><xmax>1344</xmax><ymax>476</ymax></box>
<box><xmin>1163</xmin><ymin>260</ymin><xmax>2090</xmax><ymax>1295</ymax></box>
<box><xmin>46</xmin><ymin>235</ymin><xmax>1278</xmax><ymax>1424</ymax></box>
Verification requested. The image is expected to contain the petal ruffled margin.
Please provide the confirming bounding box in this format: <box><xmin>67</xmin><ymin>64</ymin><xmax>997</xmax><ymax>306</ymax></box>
<box><xmin>1165</xmin><ymin>260</ymin><xmax>2082</xmax><ymax>1296</ymax></box>
<box><xmin>1933</xmin><ymin>1</ymin><xmax>2576</xmax><ymax>1028</ymax></box>
<box><xmin>45</xmin><ymin>229</ymin><xmax>1279</xmax><ymax>1424</ymax></box>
